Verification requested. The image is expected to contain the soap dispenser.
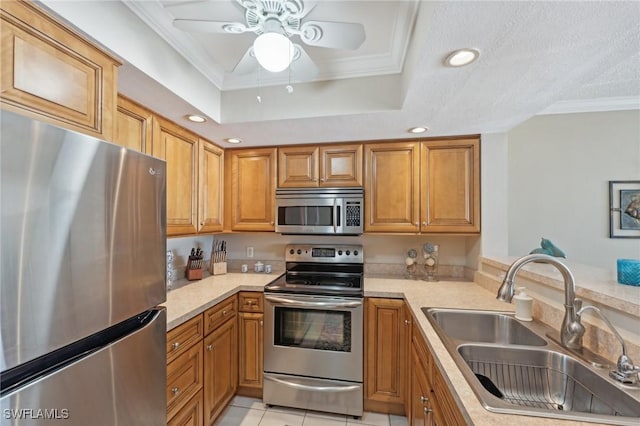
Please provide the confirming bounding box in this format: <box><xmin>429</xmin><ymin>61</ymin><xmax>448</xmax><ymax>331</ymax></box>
<box><xmin>514</xmin><ymin>287</ymin><xmax>533</xmax><ymax>321</ymax></box>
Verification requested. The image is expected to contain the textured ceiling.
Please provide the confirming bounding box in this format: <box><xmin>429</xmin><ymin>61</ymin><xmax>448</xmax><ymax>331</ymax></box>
<box><xmin>40</xmin><ymin>0</ymin><xmax>640</xmax><ymax>147</ymax></box>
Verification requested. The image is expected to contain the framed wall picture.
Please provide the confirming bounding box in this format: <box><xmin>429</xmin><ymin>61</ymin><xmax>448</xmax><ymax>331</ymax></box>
<box><xmin>609</xmin><ymin>180</ymin><xmax>640</xmax><ymax>238</ymax></box>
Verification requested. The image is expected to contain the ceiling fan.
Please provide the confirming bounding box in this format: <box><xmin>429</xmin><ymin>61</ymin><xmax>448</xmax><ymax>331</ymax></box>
<box><xmin>170</xmin><ymin>0</ymin><xmax>366</xmax><ymax>80</ymax></box>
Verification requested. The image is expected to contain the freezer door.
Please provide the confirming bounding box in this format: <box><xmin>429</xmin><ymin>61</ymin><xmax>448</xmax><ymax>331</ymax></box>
<box><xmin>1</xmin><ymin>111</ymin><xmax>166</xmax><ymax>371</ymax></box>
<box><xmin>1</xmin><ymin>309</ymin><xmax>166</xmax><ymax>426</ymax></box>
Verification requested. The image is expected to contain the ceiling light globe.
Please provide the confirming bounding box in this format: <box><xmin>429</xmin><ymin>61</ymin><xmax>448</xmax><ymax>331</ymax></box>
<box><xmin>253</xmin><ymin>32</ymin><xmax>294</xmax><ymax>73</ymax></box>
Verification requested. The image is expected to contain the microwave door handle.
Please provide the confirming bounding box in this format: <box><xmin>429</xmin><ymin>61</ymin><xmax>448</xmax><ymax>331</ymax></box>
<box><xmin>264</xmin><ymin>295</ymin><xmax>362</xmax><ymax>309</ymax></box>
<box><xmin>333</xmin><ymin>198</ymin><xmax>338</xmax><ymax>234</ymax></box>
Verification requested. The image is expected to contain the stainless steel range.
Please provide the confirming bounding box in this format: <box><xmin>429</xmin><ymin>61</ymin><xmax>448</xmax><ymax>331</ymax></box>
<box><xmin>263</xmin><ymin>244</ymin><xmax>364</xmax><ymax>417</ymax></box>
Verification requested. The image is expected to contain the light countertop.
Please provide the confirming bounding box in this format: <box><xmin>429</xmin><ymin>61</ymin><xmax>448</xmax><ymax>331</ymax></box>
<box><xmin>163</xmin><ymin>273</ymin><xmax>622</xmax><ymax>425</ymax></box>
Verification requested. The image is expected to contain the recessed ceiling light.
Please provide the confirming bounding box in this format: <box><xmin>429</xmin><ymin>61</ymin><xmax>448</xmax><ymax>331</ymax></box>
<box><xmin>408</xmin><ymin>127</ymin><xmax>428</xmax><ymax>134</ymax></box>
<box><xmin>186</xmin><ymin>114</ymin><xmax>206</xmax><ymax>123</ymax></box>
<box><xmin>225</xmin><ymin>138</ymin><xmax>242</xmax><ymax>144</ymax></box>
<box><xmin>445</xmin><ymin>48</ymin><xmax>480</xmax><ymax>67</ymax></box>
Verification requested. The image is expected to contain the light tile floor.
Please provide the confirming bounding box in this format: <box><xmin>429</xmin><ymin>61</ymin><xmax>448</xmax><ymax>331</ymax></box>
<box><xmin>215</xmin><ymin>396</ymin><xmax>408</xmax><ymax>426</ymax></box>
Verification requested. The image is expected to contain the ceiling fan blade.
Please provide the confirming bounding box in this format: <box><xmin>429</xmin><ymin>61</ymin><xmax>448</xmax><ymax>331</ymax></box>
<box><xmin>299</xmin><ymin>21</ymin><xmax>365</xmax><ymax>49</ymax></box>
<box><xmin>289</xmin><ymin>44</ymin><xmax>318</xmax><ymax>80</ymax></box>
<box><xmin>232</xmin><ymin>46</ymin><xmax>257</xmax><ymax>75</ymax></box>
<box><xmin>173</xmin><ymin>19</ymin><xmax>248</xmax><ymax>34</ymax></box>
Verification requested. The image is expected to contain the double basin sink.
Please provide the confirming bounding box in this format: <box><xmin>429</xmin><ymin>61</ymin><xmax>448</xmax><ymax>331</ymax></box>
<box><xmin>423</xmin><ymin>308</ymin><xmax>640</xmax><ymax>425</ymax></box>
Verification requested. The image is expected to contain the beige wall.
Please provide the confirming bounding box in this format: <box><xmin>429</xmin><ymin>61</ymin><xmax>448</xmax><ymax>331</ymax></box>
<box><xmin>507</xmin><ymin>110</ymin><xmax>640</xmax><ymax>270</ymax></box>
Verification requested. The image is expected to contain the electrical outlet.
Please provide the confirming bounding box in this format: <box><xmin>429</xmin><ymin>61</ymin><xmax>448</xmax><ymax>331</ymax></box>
<box><xmin>247</xmin><ymin>246</ymin><xmax>254</xmax><ymax>258</ymax></box>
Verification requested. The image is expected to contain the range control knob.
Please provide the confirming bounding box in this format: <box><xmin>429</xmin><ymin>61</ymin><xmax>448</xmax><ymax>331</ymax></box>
<box><xmin>338</xmin><ymin>250</ymin><xmax>343</xmax><ymax>255</ymax></box>
<box><xmin>297</xmin><ymin>249</ymin><xmax>302</xmax><ymax>255</ymax></box>
<box><xmin>289</xmin><ymin>249</ymin><xmax>294</xmax><ymax>255</ymax></box>
<box><xmin>354</xmin><ymin>250</ymin><xmax>359</xmax><ymax>256</ymax></box>
<box><xmin>346</xmin><ymin>250</ymin><xmax>351</xmax><ymax>256</ymax></box>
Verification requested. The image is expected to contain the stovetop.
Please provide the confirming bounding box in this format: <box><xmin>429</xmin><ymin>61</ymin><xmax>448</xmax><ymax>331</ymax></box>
<box><xmin>264</xmin><ymin>244</ymin><xmax>364</xmax><ymax>297</ymax></box>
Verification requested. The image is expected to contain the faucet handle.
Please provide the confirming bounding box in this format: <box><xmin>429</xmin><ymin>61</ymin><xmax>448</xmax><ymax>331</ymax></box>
<box><xmin>573</xmin><ymin>298</ymin><xmax>583</xmax><ymax>312</ymax></box>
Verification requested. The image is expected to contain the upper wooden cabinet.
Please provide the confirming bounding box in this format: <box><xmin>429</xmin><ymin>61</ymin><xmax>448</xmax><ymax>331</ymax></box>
<box><xmin>153</xmin><ymin>117</ymin><xmax>199</xmax><ymax>236</ymax></box>
<box><xmin>364</xmin><ymin>142</ymin><xmax>421</xmax><ymax>233</ymax></box>
<box><xmin>115</xmin><ymin>95</ymin><xmax>153</xmax><ymax>154</ymax></box>
<box><xmin>420</xmin><ymin>138</ymin><xmax>480</xmax><ymax>233</ymax></box>
<box><xmin>1</xmin><ymin>0</ymin><xmax>119</xmax><ymax>140</ymax></box>
<box><xmin>365</xmin><ymin>138</ymin><xmax>480</xmax><ymax>234</ymax></box>
<box><xmin>226</xmin><ymin>148</ymin><xmax>277</xmax><ymax>231</ymax></box>
<box><xmin>279</xmin><ymin>144</ymin><xmax>363</xmax><ymax>187</ymax></box>
<box><xmin>199</xmin><ymin>139</ymin><xmax>224</xmax><ymax>233</ymax></box>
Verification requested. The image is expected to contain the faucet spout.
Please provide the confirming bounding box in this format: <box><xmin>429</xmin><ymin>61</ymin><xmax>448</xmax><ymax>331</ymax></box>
<box><xmin>497</xmin><ymin>254</ymin><xmax>584</xmax><ymax>350</ymax></box>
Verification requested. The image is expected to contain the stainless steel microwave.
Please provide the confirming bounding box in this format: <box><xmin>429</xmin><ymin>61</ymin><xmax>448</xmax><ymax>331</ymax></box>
<box><xmin>275</xmin><ymin>188</ymin><xmax>364</xmax><ymax>235</ymax></box>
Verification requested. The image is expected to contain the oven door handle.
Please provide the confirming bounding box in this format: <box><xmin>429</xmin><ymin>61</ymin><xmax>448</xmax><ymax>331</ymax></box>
<box><xmin>264</xmin><ymin>375</ymin><xmax>361</xmax><ymax>393</ymax></box>
<box><xmin>264</xmin><ymin>295</ymin><xmax>362</xmax><ymax>309</ymax></box>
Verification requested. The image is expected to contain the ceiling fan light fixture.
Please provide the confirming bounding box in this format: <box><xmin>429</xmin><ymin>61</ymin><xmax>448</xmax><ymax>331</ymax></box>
<box><xmin>445</xmin><ymin>48</ymin><xmax>480</xmax><ymax>67</ymax></box>
<box><xmin>253</xmin><ymin>32</ymin><xmax>294</xmax><ymax>73</ymax></box>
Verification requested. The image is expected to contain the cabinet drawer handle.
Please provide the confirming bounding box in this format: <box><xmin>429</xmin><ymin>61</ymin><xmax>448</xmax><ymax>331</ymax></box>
<box><xmin>171</xmin><ymin>342</ymin><xmax>180</xmax><ymax>350</ymax></box>
<box><xmin>420</xmin><ymin>395</ymin><xmax>429</xmax><ymax>403</ymax></box>
<box><xmin>171</xmin><ymin>387</ymin><xmax>180</xmax><ymax>395</ymax></box>
<box><xmin>423</xmin><ymin>407</ymin><xmax>432</xmax><ymax>414</ymax></box>
<box><xmin>207</xmin><ymin>344</ymin><xmax>213</xmax><ymax>351</ymax></box>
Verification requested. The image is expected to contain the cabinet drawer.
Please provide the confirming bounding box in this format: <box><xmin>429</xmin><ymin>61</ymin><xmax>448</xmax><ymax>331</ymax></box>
<box><xmin>204</xmin><ymin>295</ymin><xmax>237</xmax><ymax>335</ymax></box>
<box><xmin>167</xmin><ymin>343</ymin><xmax>203</xmax><ymax>420</ymax></box>
<box><xmin>167</xmin><ymin>314</ymin><xmax>204</xmax><ymax>363</ymax></box>
<box><xmin>168</xmin><ymin>389</ymin><xmax>203</xmax><ymax>426</ymax></box>
<box><xmin>238</xmin><ymin>292</ymin><xmax>263</xmax><ymax>313</ymax></box>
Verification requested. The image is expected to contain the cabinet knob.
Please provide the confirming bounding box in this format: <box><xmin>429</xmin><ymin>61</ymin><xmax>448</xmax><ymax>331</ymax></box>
<box><xmin>423</xmin><ymin>407</ymin><xmax>432</xmax><ymax>414</ymax></box>
<box><xmin>260</xmin><ymin>320</ymin><xmax>264</xmax><ymax>326</ymax></box>
<box><xmin>247</xmin><ymin>300</ymin><xmax>254</xmax><ymax>305</ymax></box>
<box><xmin>171</xmin><ymin>387</ymin><xmax>180</xmax><ymax>395</ymax></box>
<box><xmin>207</xmin><ymin>344</ymin><xmax>213</xmax><ymax>351</ymax></box>
<box><xmin>223</xmin><ymin>310</ymin><xmax>227</xmax><ymax>316</ymax></box>
<box><xmin>320</xmin><ymin>178</ymin><xmax>325</xmax><ymax>182</ymax></box>
<box><xmin>313</xmin><ymin>178</ymin><xmax>318</xmax><ymax>182</ymax></box>
<box><xmin>422</xmin><ymin>221</ymin><xmax>427</xmax><ymax>226</ymax></box>
<box><xmin>404</xmin><ymin>319</ymin><xmax>411</xmax><ymax>325</ymax></box>
<box><xmin>270</xmin><ymin>221</ymin><xmax>275</xmax><ymax>225</ymax></box>
<box><xmin>171</xmin><ymin>342</ymin><xmax>180</xmax><ymax>350</ymax></box>
<box><xmin>201</xmin><ymin>222</ymin><xmax>205</xmax><ymax>226</ymax></box>
<box><xmin>420</xmin><ymin>395</ymin><xmax>429</xmax><ymax>403</ymax></box>
<box><xmin>415</xmin><ymin>222</ymin><xmax>419</xmax><ymax>226</ymax></box>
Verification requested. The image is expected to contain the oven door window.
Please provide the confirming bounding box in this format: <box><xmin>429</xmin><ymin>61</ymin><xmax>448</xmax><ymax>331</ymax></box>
<box><xmin>274</xmin><ymin>307</ymin><xmax>351</xmax><ymax>352</ymax></box>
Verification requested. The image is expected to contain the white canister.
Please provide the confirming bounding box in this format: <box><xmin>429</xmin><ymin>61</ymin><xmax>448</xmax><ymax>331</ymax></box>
<box><xmin>241</xmin><ymin>264</ymin><xmax>248</xmax><ymax>273</ymax></box>
<box><xmin>254</xmin><ymin>261</ymin><xmax>264</xmax><ymax>273</ymax></box>
<box><xmin>514</xmin><ymin>287</ymin><xmax>533</xmax><ymax>321</ymax></box>
<box><xmin>265</xmin><ymin>264</ymin><xmax>272</xmax><ymax>274</ymax></box>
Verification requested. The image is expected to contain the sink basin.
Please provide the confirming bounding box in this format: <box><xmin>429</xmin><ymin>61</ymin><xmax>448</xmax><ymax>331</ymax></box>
<box><xmin>458</xmin><ymin>344</ymin><xmax>640</xmax><ymax>424</ymax></box>
<box><xmin>422</xmin><ymin>308</ymin><xmax>547</xmax><ymax>346</ymax></box>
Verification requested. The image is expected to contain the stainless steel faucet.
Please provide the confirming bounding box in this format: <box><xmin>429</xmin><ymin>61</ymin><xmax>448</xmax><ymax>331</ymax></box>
<box><xmin>497</xmin><ymin>253</ymin><xmax>585</xmax><ymax>350</ymax></box>
<box><xmin>497</xmin><ymin>253</ymin><xmax>640</xmax><ymax>385</ymax></box>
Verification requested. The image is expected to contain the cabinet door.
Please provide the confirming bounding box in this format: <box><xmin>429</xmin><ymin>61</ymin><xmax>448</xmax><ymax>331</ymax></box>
<box><xmin>203</xmin><ymin>317</ymin><xmax>238</xmax><ymax>425</ymax></box>
<box><xmin>199</xmin><ymin>139</ymin><xmax>224</xmax><ymax>233</ymax></box>
<box><xmin>227</xmin><ymin>148</ymin><xmax>277</xmax><ymax>231</ymax></box>
<box><xmin>411</xmin><ymin>344</ymin><xmax>434</xmax><ymax>426</ymax></box>
<box><xmin>365</xmin><ymin>298</ymin><xmax>407</xmax><ymax>414</ymax></box>
<box><xmin>153</xmin><ymin>117</ymin><xmax>199</xmax><ymax>236</ymax></box>
<box><xmin>420</xmin><ymin>139</ymin><xmax>480</xmax><ymax>233</ymax></box>
<box><xmin>319</xmin><ymin>143</ymin><xmax>363</xmax><ymax>187</ymax></box>
<box><xmin>278</xmin><ymin>146</ymin><xmax>319</xmax><ymax>187</ymax></box>
<box><xmin>0</xmin><ymin>1</ymin><xmax>118</xmax><ymax>140</ymax></box>
<box><xmin>115</xmin><ymin>95</ymin><xmax>153</xmax><ymax>154</ymax></box>
<box><xmin>365</xmin><ymin>142</ymin><xmax>420</xmax><ymax>232</ymax></box>
<box><xmin>238</xmin><ymin>312</ymin><xmax>263</xmax><ymax>397</ymax></box>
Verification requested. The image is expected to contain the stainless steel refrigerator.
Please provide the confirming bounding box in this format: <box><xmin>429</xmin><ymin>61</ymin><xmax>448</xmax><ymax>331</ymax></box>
<box><xmin>0</xmin><ymin>111</ymin><xmax>167</xmax><ymax>425</ymax></box>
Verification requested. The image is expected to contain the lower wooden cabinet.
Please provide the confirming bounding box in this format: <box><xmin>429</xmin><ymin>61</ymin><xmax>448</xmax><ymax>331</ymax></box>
<box><xmin>364</xmin><ymin>298</ymin><xmax>409</xmax><ymax>414</ymax></box>
<box><xmin>238</xmin><ymin>292</ymin><xmax>264</xmax><ymax>398</ymax></box>
<box><xmin>203</xmin><ymin>297</ymin><xmax>238</xmax><ymax>425</ymax></box>
<box><xmin>167</xmin><ymin>337</ymin><xmax>204</xmax><ymax>421</ymax></box>
<box><xmin>409</xmin><ymin>317</ymin><xmax>466</xmax><ymax>426</ymax></box>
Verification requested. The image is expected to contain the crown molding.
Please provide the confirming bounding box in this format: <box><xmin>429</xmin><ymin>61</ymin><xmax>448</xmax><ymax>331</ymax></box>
<box><xmin>537</xmin><ymin>96</ymin><xmax>640</xmax><ymax>115</ymax></box>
